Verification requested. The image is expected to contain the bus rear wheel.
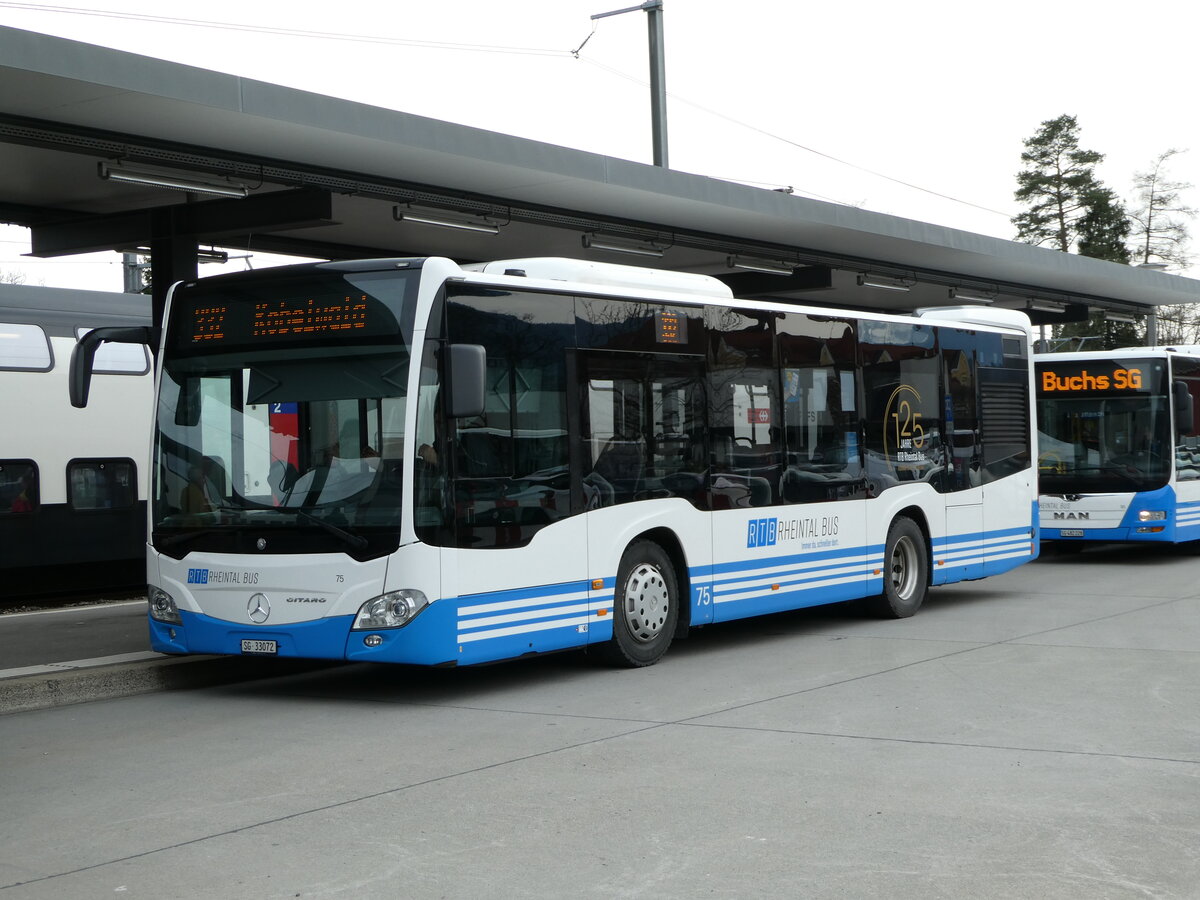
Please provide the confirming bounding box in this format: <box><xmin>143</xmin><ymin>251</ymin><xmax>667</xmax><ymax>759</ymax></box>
<box><xmin>864</xmin><ymin>517</ymin><xmax>928</xmax><ymax>618</ymax></box>
<box><xmin>599</xmin><ymin>540</ymin><xmax>678</xmax><ymax>667</ymax></box>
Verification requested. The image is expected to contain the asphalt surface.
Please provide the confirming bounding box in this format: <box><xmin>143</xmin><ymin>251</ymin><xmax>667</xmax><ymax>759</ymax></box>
<box><xmin>2</xmin><ymin>540</ymin><xmax>1199</xmax><ymax>897</ymax></box>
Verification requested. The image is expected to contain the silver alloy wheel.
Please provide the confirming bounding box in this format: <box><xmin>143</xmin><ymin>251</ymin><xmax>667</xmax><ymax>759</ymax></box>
<box><xmin>623</xmin><ymin>562</ymin><xmax>669</xmax><ymax>643</ymax></box>
<box><xmin>889</xmin><ymin>534</ymin><xmax>919</xmax><ymax>601</ymax></box>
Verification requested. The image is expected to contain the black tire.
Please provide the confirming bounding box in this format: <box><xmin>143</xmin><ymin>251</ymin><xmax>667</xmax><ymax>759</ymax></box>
<box><xmin>863</xmin><ymin>517</ymin><xmax>928</xmax><ymax>618</ymax></box>
<box><xmin>598</xmin><ymin>540</ymin><xmax>678</xmax><ymax>667</ymax></box>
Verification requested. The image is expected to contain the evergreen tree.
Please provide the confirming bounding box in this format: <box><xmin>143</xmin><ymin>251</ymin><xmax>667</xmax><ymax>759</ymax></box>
<box><xmin>1075</xmin><ymin>186</ymin><xmax>1131</xmax><ymax>263</ymax></box>
<box><xmin>1013</xmin><ymin>115</ymin><xmax>1104</xmax><ymax>251</ymax></box>
<box><xmin>1058</xmin><ymin>188</ymin><xmax>1138</xmax><ymax>349</ymax></box>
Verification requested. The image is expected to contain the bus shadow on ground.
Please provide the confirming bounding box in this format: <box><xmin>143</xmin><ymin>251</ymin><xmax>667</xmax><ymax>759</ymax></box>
<box><xmin>1035</xmin><ymin>541</ymin><xmax>1197</xmax><ymax>565</ymax></box>
<box><xmin>204</xmin><ymin>597</ymin><xmax>975</xmax><ymax>707</ymax></box>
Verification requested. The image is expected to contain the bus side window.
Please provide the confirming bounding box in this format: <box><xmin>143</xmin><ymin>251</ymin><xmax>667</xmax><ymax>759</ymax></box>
<box><xmin>940</xmin><ymin>332</ymin><xmax>981</xmax><ymax>492</ymax></box>
<box><xmin>860</xmin><ymin>321</ymin><xmax>942</xmax><ymax>494</ymax></box>
<box><xmin>445</xmin><ymin>286</ymin><xmax>572</xmax><ymax>550</ymax></box>
<box><xmin>777</xmin><ymin>313</ymin><xmax>862</xmax><ymax>503</ymax></box>
<box><xmin>708</xmin><ymin>309</ymin><xmax>780</xmax><ymax>509</ymax></box>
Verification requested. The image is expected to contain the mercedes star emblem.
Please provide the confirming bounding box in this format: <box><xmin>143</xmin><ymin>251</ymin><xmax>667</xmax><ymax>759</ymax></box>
<box><xmin>247</xmin><ymin>593</ymin><xmax>271</xmax><ymax>624</ymax></box>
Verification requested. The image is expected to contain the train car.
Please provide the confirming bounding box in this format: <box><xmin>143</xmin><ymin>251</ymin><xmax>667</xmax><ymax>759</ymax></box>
<box><xmin>0</xmin><ymin>282</ymin><xmax>153</xmax><ymax>598</ymax></box>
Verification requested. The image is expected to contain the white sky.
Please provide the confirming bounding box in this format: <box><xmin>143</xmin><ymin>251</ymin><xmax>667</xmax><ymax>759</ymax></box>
<box><xmin>3</xmin><ymin>0</ymin><xmax>1200</xmax><ymax>290</ymax></box>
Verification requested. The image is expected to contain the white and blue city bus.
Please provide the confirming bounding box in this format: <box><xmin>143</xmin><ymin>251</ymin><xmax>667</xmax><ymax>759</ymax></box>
<box><xmin>73</xmin><ymin>257</ymin><xmax>1039</xmax><ymax>667</ymax></box>
<box><xmin>1036</xmin><ymin>348</ymin><xmax>1200</xmax><ymax>545</ymax></box>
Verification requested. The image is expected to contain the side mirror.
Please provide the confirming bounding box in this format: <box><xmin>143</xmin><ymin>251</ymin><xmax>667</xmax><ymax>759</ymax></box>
<box><xmin>447</xmin><ymin>343</ymin><xmax>486</xmax><ymax>419</ymax></box>
<box><xmin>1173</xmin><ymin>381</ymin><xmax>1194</xmax><ymax>435</ymax></box>
<box><xmin>70</xmin><ymin>326</ymin><xmax>153</xmax><ymax>408</ymax></box>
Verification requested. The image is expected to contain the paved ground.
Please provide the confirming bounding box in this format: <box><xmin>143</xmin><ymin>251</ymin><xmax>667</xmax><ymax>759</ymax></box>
<box><xmin>1</xmin><ymin>542</ymin><xmax>1198</xmax><ymax>898</ymax></box>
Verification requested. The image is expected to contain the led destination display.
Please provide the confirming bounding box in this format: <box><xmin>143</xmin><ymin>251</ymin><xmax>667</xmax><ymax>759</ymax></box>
<box><xmin>170</xmin><ymin>274</ymin><xmax>411</xmax><ymax>353</ymax></box>
<box><xmin>1036</xmin><ymin>358</ymin><xmax>1162</xmax><ymax>396</ymax></box>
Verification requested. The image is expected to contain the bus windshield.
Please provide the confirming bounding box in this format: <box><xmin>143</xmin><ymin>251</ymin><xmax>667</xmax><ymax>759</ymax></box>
<box><xmin>1037</xmin><ymin>391</ymin><xmax>1172</xmax><ymax>494</ymax></box>
<box><xmin>151</xmin><ymin>266</ymin><xmax>420</xmax><ymax>558</ymax></box>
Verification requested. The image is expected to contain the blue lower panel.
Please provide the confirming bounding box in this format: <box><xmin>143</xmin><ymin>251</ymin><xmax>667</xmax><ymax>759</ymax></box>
<box><xmin>150</xmin><ymin>582</ymin><xmax>608</xmax><ymax>667</ymax></box>
<box><xmin>150</xmin><ymin>605</ymin><xmax>461</xmax><ymax>667</ymax></box>
<box><xmin>1043</xmin><ymin>526</ymin><xmax>1175</xmax><ymax>543</ymax></box>
<box><xmin>150</xmin><ymin>611</ymin><xmax>356</xmax><ymax>659</ymax></box>
<box><xmin>455</xmin><ymin>579</ymin><xmax>601</xmax><ymax>666</ymax></box>
<box><xmin>1045</xmin><ymin>487</ymin><xmax>1200</xmax><ymax>544</ymax></box>
<box><xmin>714</xmin><ymin>578</ymin><xmax>874</xmax><ymax>623</ymax></box>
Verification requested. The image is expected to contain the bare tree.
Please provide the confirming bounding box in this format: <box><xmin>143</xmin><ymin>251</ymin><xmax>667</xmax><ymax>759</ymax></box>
<box><xmin>1131</xmin><ymin>150</ymin><xmax>1199</xmax><ymax>344</ymax></box>
<box><xmin>1130</xmin><ymin>149</ymin><xmax>1195</xmax><ymax>267</ymax></box>
<box><xmin>1</xmin><ymin>268</ymin><xmax>27</xmax><ymax>285</ymax></box>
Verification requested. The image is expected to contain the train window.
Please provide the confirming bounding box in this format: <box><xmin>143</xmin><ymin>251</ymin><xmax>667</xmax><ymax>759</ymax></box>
<box><xmin>76</xmin><ymin>327</ymin><xmax>150</xmax><ymax>374</ymax></box>
<box><xmin>0</xmin><ymin>460</ymin><xmax>38</xmax><ymax>514</ymax></box>
<box><xmin>0</xmin><ymin>323</ymin><xmax>52</xmax><ymax>371</ymax></box>
<box><xmin>67</xmin><ymin>458</ymin><xmax>138</xmax><ymax>511</ymax></box>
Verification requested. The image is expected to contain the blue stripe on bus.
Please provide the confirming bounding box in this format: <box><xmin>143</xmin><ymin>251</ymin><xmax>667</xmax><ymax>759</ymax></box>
<box><xmin>707</xmin><ymin>542</ymin><xmax>881</xmax><ymax>577</ymax></box>
<box><xmin>155</xmin><ymin>521</ymin><xmax>1035</xmax><ymax>666</ymax></box>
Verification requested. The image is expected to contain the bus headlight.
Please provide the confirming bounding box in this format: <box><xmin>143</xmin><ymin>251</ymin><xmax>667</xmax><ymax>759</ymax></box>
<box><xmin>148</xmin><ymin>587</ymin><xmax>182</xmax><ymax>625</ymax></box>
<box><xmin>1138</xmin><ymin>510</ymin><xmax>1166</xmax><ymax>521</ymax></box>
<box><xmin>352</xmin><ymin>590</ymin><xmax>429</xmax><ymax>630</ymax></box>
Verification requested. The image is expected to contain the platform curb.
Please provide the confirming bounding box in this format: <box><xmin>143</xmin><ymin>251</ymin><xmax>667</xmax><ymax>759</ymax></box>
<box><xmin>0</xmin><ymin>656</ymin><xmax>336</xmax><ymax>715</ymax></box>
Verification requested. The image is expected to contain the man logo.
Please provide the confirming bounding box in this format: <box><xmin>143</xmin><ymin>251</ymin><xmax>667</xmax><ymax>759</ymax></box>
<box><xmin>247</xmin><ymin>593</ymin><xmax>271</xmax><ymax>624</ymax></box>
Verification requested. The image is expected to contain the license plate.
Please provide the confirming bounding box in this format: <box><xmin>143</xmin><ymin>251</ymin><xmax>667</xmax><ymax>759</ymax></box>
<box><xmin>241</xmin><ymin>639</ymin><xmax>278</xmax><ymax>655</ymax></box>
<box><xmin>1060</xmin><ymin>529</ymin><xmax>1084</xmax><ymax>538</ymax></box>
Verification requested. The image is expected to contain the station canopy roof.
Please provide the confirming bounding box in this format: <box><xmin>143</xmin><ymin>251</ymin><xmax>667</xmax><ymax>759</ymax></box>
<box><xmin>2</xmin><ymin>24</ymin><xmax>1199</xmax><ymax>325</ymax></box>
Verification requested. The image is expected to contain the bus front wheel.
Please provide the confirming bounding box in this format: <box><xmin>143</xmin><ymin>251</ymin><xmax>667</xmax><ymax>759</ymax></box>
<box><xmin>599</xmin><ymin>540</ymin><xmax>678</xmax><ymax>667</ymax></box>
<box><xmin>865</xmin><ymin>517</ymin><xmax>928</xmax><ymax>618</ymax></box>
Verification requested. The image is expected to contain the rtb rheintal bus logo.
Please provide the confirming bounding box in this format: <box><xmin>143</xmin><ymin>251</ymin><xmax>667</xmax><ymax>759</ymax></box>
<box><xmin>747</xmin><ymin>518</ymin><xmax>778</xmax><ymax>548</ymax></box>
<box><xmin>747</xmin><ymin>515</ymin><xmax>840</xmax><ymax>549</ymax></box>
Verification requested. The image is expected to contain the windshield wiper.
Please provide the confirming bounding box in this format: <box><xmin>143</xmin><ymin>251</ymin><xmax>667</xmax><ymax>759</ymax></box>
<box><xmin>1057</xmin><ymin>464</ymin><xmax>1143</xmax><ymax>486</ymax></box>
<box><xmin>156</xmin><ymin>503</ymin><xmax>367</xmax><ymax>552</ymax></box>
<box><xmin>291</xmin><ymin>506</ymin><xmax>368</xmax><ymax>550</ymax></box>
<box><xmin>156</xmin><ymin>528</ymin><xmax>220</xmax><ymax>549</ymax></box>
<box><xmin>218</xmin><ymin>502</ymin><xmax>368</xmax><ymax>551</ymax></box>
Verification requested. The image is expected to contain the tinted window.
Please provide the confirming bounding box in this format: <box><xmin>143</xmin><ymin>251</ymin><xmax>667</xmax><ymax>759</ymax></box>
<box><xmin>940</xmin><ymin>330</ymin><xmax>981</xmax><ymax>492</ymax></box>
<box><xmin>0</xmin><ymin>460</ymin><xmax>38</xmax><ymax>514</ymax></box>
<box><xmin>69</xmin><ymin>459</ymin><xmax>137</xmax><ymax>511</ymax></box>
<box><xmin>777</xmin><ymin>313</ymin><xmax>863</xmax><ymax>503</ymax></box>
<box><xmin>583</xmin><ymin>355</ymin><xmax>706</xmax><ymax>509</ymax></box>
<box><xmin>860</xmin><ymin>321</ymin><xmax>942</xmax><ymax>494</ymax></box>
<box><xmin>708</xmin><ymin>308</ymin><xmax>780</xmax><ymax>508</ymax></box>
<box><xmin>1171</xmin><ymin>356</ymin><xmax>1200</xmax><ymax>482</ymax></box>
<box><xmin>444</xmin><ymin>287</ymin><xmax>572</xmax><ymax>549</ymax></box>
<box><xmin>576</xmin><ymin>296</ymin><xmax>705</xmax><ymax>355</ymax></box>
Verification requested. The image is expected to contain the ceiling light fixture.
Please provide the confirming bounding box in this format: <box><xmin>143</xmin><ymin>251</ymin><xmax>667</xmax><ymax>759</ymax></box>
<box><xmin>857</xmin><ymin>274</ymin><xmax>912</xmax><ymax>293</ymax></box>
<box><xmin>727</xmin><ymin>255</ymin><xmax>796</xmax><ymax>276</ymax></box>
<box><xmin>1028</xmin><ymin>300</ymin><xmax>1065</xmax><ymax>313</ymax></box>
<box><xmin>1106</xmin><ymin>311</ymin><xmax>1137</xmax><ymax>324</ymax></box>
<box><xmin>392</xmin><ymin>205</ymin><xmax>501</xmax><ymax>235</ymax></box>
<box><xmin>948</xmin><ymin>288</ymin><xmax>996</xmax><ymax>304</ymax></box>
<box><xmin>581</xmin><ymin>233</ymin><xmax>666</xmax><ymax>258</ymax></box>
<box><xmin>98</xmin><ymin>162</ymin><xmax>248</xmax><ymax>198</ymax></box>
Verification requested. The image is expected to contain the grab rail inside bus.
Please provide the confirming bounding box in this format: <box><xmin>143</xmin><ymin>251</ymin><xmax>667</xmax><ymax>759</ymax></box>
<box><xmin>70</xmin><ymin>326</ymin><xmax>153</xmax><ymax>408</ymax></box>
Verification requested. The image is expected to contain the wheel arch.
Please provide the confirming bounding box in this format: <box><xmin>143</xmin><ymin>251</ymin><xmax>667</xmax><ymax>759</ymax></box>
<box><xmin>891</xmin><ymin>504</ymin><xmax>933</xmax><ymax>570</ymax></box>
<box><xmin>630</xmin><ymin>526</ymin><xmax>691</xmax><ymax>637</ymax></box>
